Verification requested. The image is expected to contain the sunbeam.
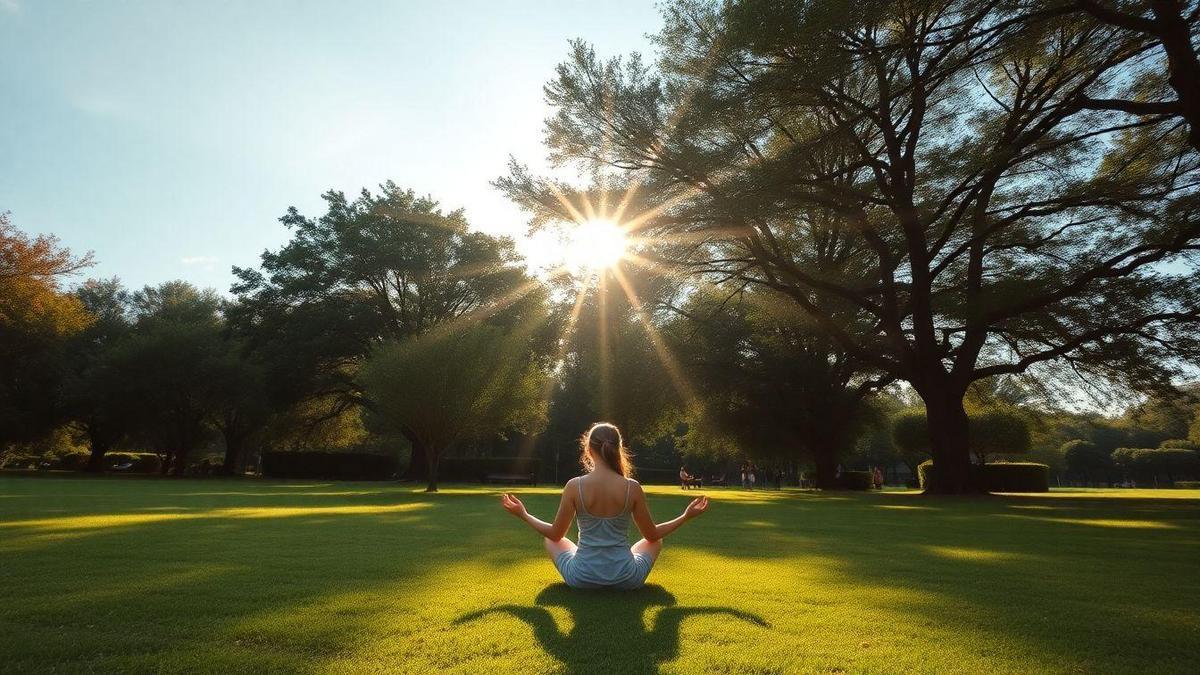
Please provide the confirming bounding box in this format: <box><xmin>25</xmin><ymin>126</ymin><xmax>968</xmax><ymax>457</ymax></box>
<box><xmin>611</xmin><ymin>267</ymin><xmax>700</xmax><ymax>413</ymax></box>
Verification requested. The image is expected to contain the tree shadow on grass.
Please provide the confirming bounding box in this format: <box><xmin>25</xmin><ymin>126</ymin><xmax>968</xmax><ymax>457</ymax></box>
<box><xmin>456</xmin><ymin>583</ymin><xmax>767</xmax><ymax>674</ymax></box>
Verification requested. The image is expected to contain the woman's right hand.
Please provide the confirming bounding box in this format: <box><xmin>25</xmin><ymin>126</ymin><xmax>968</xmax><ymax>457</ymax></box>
<box><xmin>501</xmin><ymin>493</ymin><xmax>528</xmax><ymax>519</ymax></box>
<box><xmin>684</xmin><ymin>495</ymin><xmax>709</xmax><ymax>520</ymax></box>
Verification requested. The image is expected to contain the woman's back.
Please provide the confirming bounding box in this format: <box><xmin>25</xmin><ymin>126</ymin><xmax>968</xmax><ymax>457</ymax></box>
<box><xmin>575</xmin><ymin>474</ymin><xmax>632</xmax><ymax>549</ymax></box>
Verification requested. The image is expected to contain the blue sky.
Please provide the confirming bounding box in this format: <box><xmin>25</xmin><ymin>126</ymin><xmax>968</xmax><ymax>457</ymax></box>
<box><xmin>1</xmin><ymin>0</ymin><xmax>660</xmax><ymax>291</ymax></box>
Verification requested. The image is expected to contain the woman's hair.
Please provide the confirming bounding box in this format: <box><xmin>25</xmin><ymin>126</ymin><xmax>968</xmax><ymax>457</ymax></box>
<box><xmin>579</xmin><ymin>422</ymin><xmax>633</xmax><ymax>477</ymax></box>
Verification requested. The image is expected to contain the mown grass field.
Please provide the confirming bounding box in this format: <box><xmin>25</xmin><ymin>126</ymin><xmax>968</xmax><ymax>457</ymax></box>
<box><xmin>1</xmin><ymin>476</ymin><xmax>1197</xmax><ymax>674</ymax></box>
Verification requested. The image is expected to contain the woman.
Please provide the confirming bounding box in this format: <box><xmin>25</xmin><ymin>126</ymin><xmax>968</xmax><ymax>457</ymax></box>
<box><xmin>500</xmin><ymin>422</ymin><xmax>709</xmax><ymax>589</ymax></box>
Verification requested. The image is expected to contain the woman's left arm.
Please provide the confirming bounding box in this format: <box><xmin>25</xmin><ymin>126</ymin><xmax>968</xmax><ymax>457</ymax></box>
<box><xmin>501</xmin><ymin>481</ymin><xmax>576</xmax><ymax>541</ymax></box>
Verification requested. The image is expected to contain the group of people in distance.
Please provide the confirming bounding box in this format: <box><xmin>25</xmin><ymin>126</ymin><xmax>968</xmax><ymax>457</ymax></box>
<box><xmin>676</xmin><ymin>461</ymin><xmax>787</xmax><ymax>490</ymax></box>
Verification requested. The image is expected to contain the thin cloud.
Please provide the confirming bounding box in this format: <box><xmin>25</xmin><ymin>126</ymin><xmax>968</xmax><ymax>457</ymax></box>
<box><xmin>0</xmin><ymin>0</ymin><xmax>20</xmax><ymax>14</ymax></box>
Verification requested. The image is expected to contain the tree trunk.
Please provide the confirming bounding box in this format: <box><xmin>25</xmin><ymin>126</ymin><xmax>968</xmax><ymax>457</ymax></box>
<box><xmin>221</xmin><ymin>431</ymin><xmax>244</xmax><ymax>476</ymax></box>
<box><xmin>85</xmin><ymin>427</ymin><xmax>110</xmax><ymax>473</ymax></box>
<box><xmin>425</xmin><ymin>450</ymin><xmax>440</xmax><ymax>493</ymax></box>
<box><xmin>403</xmin><ymin>428</ymin><xmax>428</xmax><ymax>481</ymax></box>
<box><xmin>921</xmin><ymin>385</ymin><xmax>980</xmax><ymax>494</ymax></box>
<box><xmin>812</xmin><ymin>447</ymin><xmax>839</xmax><ymax>489</ymax></box>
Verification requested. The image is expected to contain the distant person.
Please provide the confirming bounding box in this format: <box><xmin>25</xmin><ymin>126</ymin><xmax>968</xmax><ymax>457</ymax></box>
<box><xmin>748</xmin><ymin>463</ymin><xmax>757</xmax><ymax>490</ymax></box>
<box><xmin>774</xmin><ymin>468</ymin><xmax>783</xmax><ymax>490</ymax></box>
<box><xmin>873</xmin><ymin>467</ymin><xmax>884</xmax><ymax>489</ymax></box>
<box><xmin>741</xmin><ymin>461</ymin><xmax>750</xmax><ymax>489</ymax></box>
<box><xmin>678</xmin><ymin>467</ymin><xmax>701</xmax><ymax>490</ymax></box>
<box><xmin>500</xmin><ymin>422</ymin><xmax>709</xmax><ymax>589</ymax></box>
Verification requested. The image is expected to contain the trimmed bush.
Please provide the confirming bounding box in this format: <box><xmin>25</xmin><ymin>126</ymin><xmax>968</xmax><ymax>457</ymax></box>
<box><xmin>106</xmin><ymin>452</ymin><xmax>162</xmax><ymax>473</ymax></box>
<box><xmin>982</xmin><ymin>462</ymin><xmax>1049</xmax><ymax>492</ymax></box>
<box><xmin>262</xmin><ymin>451</ymin><xmax>398</xmax><ymax>480</ymax></box>
<box><xmin>838</xmin><ymin>470</ymin><xmax>873</xmax><ymax>491</ymax></box>
<box><xmin>1176</xmin><ymin>481</ymin><xmax>1200</xmax><ymax>489</ymax></box>
<box><xmin>917</xmin><ymin>459</ymin><xmax>935</xmax><ymax>490</ymax></box>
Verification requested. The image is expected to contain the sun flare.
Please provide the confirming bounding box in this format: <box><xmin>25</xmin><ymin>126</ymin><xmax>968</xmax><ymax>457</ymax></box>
<box><xmin>565</xmin><ymin>218</ymin><xmax>627</xmax><ymax>274</ymax></box>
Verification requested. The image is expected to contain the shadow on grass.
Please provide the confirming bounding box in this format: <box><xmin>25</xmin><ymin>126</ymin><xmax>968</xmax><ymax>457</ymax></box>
<box><xmin>455</xmin><ymin>583</ymin><xmax>767</xmax><ymax>674</ymax></box>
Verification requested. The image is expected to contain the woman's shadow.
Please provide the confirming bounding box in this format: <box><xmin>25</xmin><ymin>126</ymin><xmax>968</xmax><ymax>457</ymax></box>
<box><xmin>456</xmin><ymin>584</ymin><xmax>768</xmax><ymax>673</ymax></box>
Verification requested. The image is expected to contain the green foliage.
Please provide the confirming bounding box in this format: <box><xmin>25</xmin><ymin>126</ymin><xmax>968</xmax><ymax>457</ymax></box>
<box><xmin>1062</xmin><ymin>439</ymin><xmax>1112</xmax><ymax>484</ymax></box>
<box><xmin>969</xmin><ymin>408</ymin><xmax>1032</xmax><ymax>464</ymax></box>
<box><xmin>1159</xmin><ymin>438</ymin><xmax>1199</xmax><ymax>450</ymax></box>
<box><xmin>1177</xmin><ymin>481</ymin><xmax>1200</xmax><ymax>489</ymax></box>
<box><xmin>837</xmin><ymin>470</ymin><xmax>873</xmax><ymax>491</ymax></box>
<box><xmin>981</xmin><ymin>463</ymin><xmax>1050</xmax><ymax>493</ymax></box>
<box><xmin>261</xmin><ymin>451</ymin><xmax>398</xmax><ymax>480</ymax></box>
<box><xmin>509</xmin><ymin>0</ymin><xmax>1200</xmax><ymax>494</ymax></box>
<box><xmin>1112</xmin><ymin>447</ymin><xmax>1200</xmax><ymax>483</ymax></box>
<box><xmin>359</xmin><ymin>324</ymin><xmax>547</xmax><ymax>490</ymax></box>
<box><xmin>666</xmin><ymin>288</ymin><xmax>873</xmax><ymax>488</ymax></box>
<box><xmin>231</xmin><ymin>182</ymin><xmax>549</xmax><ymax>479</ymax></box>
<box><xmin>892</xmin><ymin>409</ymin><xmax>930</xmax><ymax>460</ymax></box>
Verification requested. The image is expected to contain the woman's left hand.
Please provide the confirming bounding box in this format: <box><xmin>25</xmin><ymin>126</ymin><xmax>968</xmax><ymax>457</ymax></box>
<box><xmin>501</xmin><ymin>493</ymin><xmax>528</xmax><ymax>519</ymax></box>
<box><xmin>684</xmin><ymin>495</ymin><xmax>709</xmax><ymax>519</ymax></box>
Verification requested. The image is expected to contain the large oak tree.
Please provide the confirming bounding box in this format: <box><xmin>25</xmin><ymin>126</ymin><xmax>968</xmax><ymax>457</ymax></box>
<box><xmin>504</xmin><ymin>0</ymin><xmax>1200</xmax><ymax>493</ymax></box>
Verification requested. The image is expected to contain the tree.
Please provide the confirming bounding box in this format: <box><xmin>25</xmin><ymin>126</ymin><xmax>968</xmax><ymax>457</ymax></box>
<box><xmin>969</xmin><ymin>408</ymin><xmax>1033</xmax><ymax>464</ymax></box>
<box><xmin>1062</xmin><ymin>439</ymin><xmax>1112</xmax><ymax>485</ymax></box>
<box><xmin>0</xmin><ymin>213</ymin><xmax>93</xmax><ymax>445</ymax></box>
<box><xmin>205</xmin><ymin>333</ymin><xmax>269</xmax><ymax>475</ymax></box>
<box><xmin>892</xmin><ymin>408</ymin><xmax>933</xmax><ymax>475</ymax></box>
<box><xmin>231</xmin><ymin>183</ymin><xmax>546</xmax><ymax>480</ymax></box>
<box><xmin>359</xmin><ymin>324</ymin><xmax>548</xmax><ymax>491</ymax></box>
<box><xmin>666</xmin><ymin>288</ymin><xmax>877</xmax><ymax>488</ymax></box>
<box><xmin>504</xmin><ymin>0</ymin><xmax>1200</xmax><ymax>493</ymax></box>
<box><xmin>60</xmin><ymin>278</ymin><xmax>134</xmax><ymax>471</ymax></box>
<box><xmin>110</xmin><ymin>282</ymin><xmax>225</xmax><ymax>475</ymax></box>
<box><xmin>1070</xmin><ymin>0</ymin><xmax>1200</xmax><ymax>152</ymax></box>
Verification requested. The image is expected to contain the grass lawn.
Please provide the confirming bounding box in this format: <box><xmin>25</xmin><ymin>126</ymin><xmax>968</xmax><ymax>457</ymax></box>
<box><xmin>1</xmin><ymin>476</ymin><xmax>1198</xmax><ymax>674</ymax></box>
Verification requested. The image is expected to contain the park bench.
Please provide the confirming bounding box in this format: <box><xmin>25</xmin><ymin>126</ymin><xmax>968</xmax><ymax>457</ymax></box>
<box><xmin>485</xmin><ymin>472</ymin><xmax>536</xmax><ymax>487</ymax></box>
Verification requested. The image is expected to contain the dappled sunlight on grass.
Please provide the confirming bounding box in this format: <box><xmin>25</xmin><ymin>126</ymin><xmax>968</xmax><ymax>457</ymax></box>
<box><xmin>995</xmin><ymin>513</ymin><xmax>1181</xmax><ymax>529</ymax></box>
<box><xmin>924</xmin><ymin>545</ymin><xmax>1025</xmax><ymax>563</ymax></box>
<box><xmin>875</xmin><ymin>504</ymin><xmax>937</xmax><ymax>511</ymax></box>
<box><xmin>0</xmin><ymin>502</ymin><xmax>432</xmax><ymax>534</ymax></box>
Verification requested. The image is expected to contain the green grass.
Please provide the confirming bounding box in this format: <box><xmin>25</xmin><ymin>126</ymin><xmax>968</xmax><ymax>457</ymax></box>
<box><xmin>1</xmin><ymin>477</ymin><xmax>1198</xmax><ymax>674</ymax></box>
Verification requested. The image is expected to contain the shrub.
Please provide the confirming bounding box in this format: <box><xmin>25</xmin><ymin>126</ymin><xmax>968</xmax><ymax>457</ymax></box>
<box><xmin>837</xmin><ymin>470</ymin><xmax>873</xmax><ymax>490</ymax></box>
<box><xmin>1177</xmin><ymin>481</ymin><xmax>1200</xmax><ymax>489</ymax></box>
<box><xmin>436</xmin><ymin>457</ymin><xmax>541</xmax><ymax>483</ymax></box>
<box><xmin>982</xmin><ymin>462</ymin><xmax>1049</xmax><ymax>492</ymax></box>
<box><xmin>262</xmin><ymin>451</ymin><xmax>398</xmax><ymax>480</ymax></box>
<box><xmin>55</xmin><ymin>451</ymin><xmax>91</xmax><ymax>471</ymax></box>
<box><xmin>917</xmin><ymin>459</ymin><xmax>935</xmax><ymax>490</ymax></box>
<box><xmin>106</xmin><ymin>452</ymin><xmax>162</xmax><ymax>473</ymax></box>
<box><xmin>1159</xmin><ymin>439</ymin><xmax>1199</xmax><ymax>451</ymax></box>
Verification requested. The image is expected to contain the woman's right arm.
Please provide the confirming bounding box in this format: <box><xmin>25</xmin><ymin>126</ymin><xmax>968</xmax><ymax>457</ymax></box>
<box><xmin>500</xmin><ymin>479</ymin><xmax>577</xmax><ymax>541</ymax></box>
<box><xmin>631</xmin><ymin>481</ymin><xmax>708</xmax><ymax>542</ymax></box>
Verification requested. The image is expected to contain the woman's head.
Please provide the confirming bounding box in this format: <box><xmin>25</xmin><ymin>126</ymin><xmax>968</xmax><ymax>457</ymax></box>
<box><xmin>580</xmin><ymin>422</ymin><xmax>633</xmax><ymax>477</ymax></box>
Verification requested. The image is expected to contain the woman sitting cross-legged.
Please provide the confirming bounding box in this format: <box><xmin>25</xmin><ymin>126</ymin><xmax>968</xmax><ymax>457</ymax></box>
<box><xmin>499</xmin><ymin>422</ymin><xmax>709</xmax><ymax>589</ymax></box>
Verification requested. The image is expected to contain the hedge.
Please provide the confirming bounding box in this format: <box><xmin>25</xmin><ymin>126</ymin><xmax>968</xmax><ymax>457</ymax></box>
<box><xmin>1177</xmin><ymin>481</ymin><xmax>1200</xmax><ymax>489</ymax></box>
<box><xmin>982</xmin><ymin>462</ymin><xmax>1049</xmax><ymax>492</ymax></box>
<box><xmin>918</xmin><ymin>460</ymin><xmax>1049</xmax><ymax>492</ymax></box>
<box><xmin>106</xmin><ymin>452</ymin><xmax>162</xmax><ymax>473</ymax></box>
<box><xmin>838</xmin><ymin>470</ymin><xmax>873</xmax><ymax>491</ymax></box>
<box><xmin>263</xmin><ymin>451</ymin><xmax>398</xmax><ymax>480</ymax></box>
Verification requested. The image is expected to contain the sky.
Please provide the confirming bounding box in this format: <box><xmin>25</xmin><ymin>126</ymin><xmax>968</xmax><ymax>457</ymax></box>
<box><xmin>0</xmin><ymin>0</ymin><xmax>661</xmax><ymax>292</ymax></box>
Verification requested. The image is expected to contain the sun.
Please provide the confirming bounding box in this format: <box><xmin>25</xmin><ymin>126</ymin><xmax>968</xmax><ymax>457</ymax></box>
<box><xmin>565</xmin><ymin>218</ymin><xmax>628</xmax><ymax>274</ymax></box>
